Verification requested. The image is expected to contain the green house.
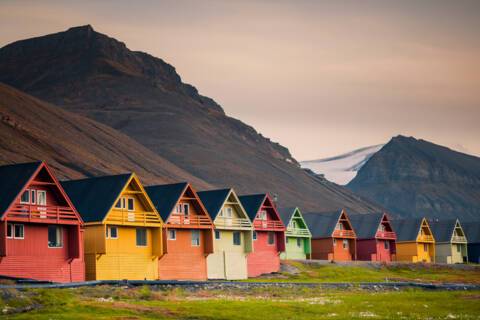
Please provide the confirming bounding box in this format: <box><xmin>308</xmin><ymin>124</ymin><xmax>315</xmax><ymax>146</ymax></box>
<box><xmin>278</xmin><ymin>207</ymin><xmax>311</xmax><ymax>260</ymax></box>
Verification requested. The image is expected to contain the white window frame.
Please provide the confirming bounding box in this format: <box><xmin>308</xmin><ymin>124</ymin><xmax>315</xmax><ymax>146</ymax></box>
<box><xmin>183</xmin><ymin>203</ymin><xmax>189</xmax><ymax>216</ymax></box>
<box><xmin>136</xmin><ymin>228</ymin><xmax>147</xmax><ymax>247</ymax></box>
<box><xmin>333</xmin><ymin>238</ymin><xmax>337</xmax><ymax>246</ymax></box>
<box><xmin>106</xmin><ymin>226</ymin><xmax>119</xmax><ymax>239</ymax></box>
<box><xmin>37</xmin><ymin>190</ymin><xmax>47</xmax><ymax>206</ymax></box>
<box><xmin>297</xmin><ymin>237</ymin><xmax>302</xmax><ymax>248</ymax></box>
<box><xmin>6</xmin><ymin>223</ymin><xmax>13</xmax><ymax>239</ymax></box>
<box><xmin>258</xmin><ymin>210</ymin><xmax>267</xmax><ymax>221</ymax></box>
<box><xmin>115</xmin><ymin>198</ymin><xmax>123</xmax><ymax>209</ymax></box>
<box><xmin>168</xmin><ymin>229</ymin><xmax>176</xmax><ymax>240</ymax></box>
<box><xmin>191</xmin><ymin>230</ymin><xmax>200</xmax><ymax>247</ymax></box>
<box><xmin>14</xmin><ymin>224</ymin><xmax>25</xmax><ymax>239</ymax></box>
<box><xmin>225</xmin><ymin>207</ymin><xmax>233</xmax><ymax>218</ymax></box>
<box><xmin>20</xmin><ymin>190</ymin><xmax>30</xmax><ymax>204</ymax></box>
<box><xmin>215</xmin><ymin>230</ymin><xmax>221</xmax><ymax>240</ymax></box>
<box><xmin>31</xmin><ymin>190</ymin><xmax>36</xmax><ymax>204</ymax></box>
<box><xmin>48</xmin><ymin>225</ymin><xmax>63</xmax><ymax>248</ymax></box>
<box><xmin>252</xmin><ymin>231</ymin><xmax>257</xmax><ymax>241</ymax></box>
<box><xmin>127</xmin><ymin>198</ymin><xmax>135</xmax><ymax>211</ymax></box>
<box><xmin>233</xmin><ymin>231</ymin><xmax>241</xmax><ymax>246</ymax></box>
<box><xmin>343</xmin><ymin>239</ymin><xmax>349</xmax><ymax>249</ymax></box>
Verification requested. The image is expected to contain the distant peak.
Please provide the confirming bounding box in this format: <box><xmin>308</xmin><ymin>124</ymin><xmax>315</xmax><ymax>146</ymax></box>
<box><xmin>67</xmin><ymin>25</ymin><xmax>95</xmax><ymax>32</ymax></box>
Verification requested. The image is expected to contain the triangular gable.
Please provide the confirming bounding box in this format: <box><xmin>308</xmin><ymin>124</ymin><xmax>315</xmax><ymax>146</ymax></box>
<box><xmin>222</xmin><ymin>189</ymin><xmax>251</xmax><ymax>222</ymax></box>
<box><xmin>379</xmin><ymin>213</ymin><xmax>394</xmax><ymax>232</ymax></box>
<box><xmin>290</xmin><ymin>208</ymin><xmax>311</xmax><ymax>235</ymax></box>
<box><xmin>180</xmin><ymin>184</ymin><xmax>212</xmax><ymax>222</ymax></box>
<box><xmin>451</xmin><ymin>219</ymin><xmax>466</xmax><ymax>242</ymax></box>
<box><xmin>416</xmin><ymin>218</ymin><xmax>433</xmax><ymax>241</ymax></box>
<box><xmin>331</xmin><ymin>209</ymin><xmax>356</xmax><ymax>237</ymax></box>
<box><xmin>1</xmin><ymin>161</ymin><xmax>83</xmax><ymax>223</ymax></box>
<box><xmin>104</xmin><ymin>174</ymin><xmax>162</xmax><ymax>224</ymax></box>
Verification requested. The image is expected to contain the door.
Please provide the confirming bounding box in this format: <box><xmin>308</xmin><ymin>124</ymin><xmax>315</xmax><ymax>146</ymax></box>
<box><xmin>225</xmin><ymin>252</ymin><xmax>247</xmax><ymax>280</ymax></box>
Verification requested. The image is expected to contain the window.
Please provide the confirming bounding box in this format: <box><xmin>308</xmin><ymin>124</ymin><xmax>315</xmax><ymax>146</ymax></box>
<box><xmin>14</xmin><ymin>224</ymin><xmax>24</xmax><ymax>239</ymax></box>
<box><xmin>292</xmin><ymin>221</ymin><xmax>297</xmax><ymax>229</ymax></box>
<box><xmin>297</xmin><ymin>238</ymin><xmax>302</xmax><ymax>248</ymax></box>
<box><xmin>225</xmin><ymin>207</ymin><xmax>233</xmax><ymax>218</ymax></box>
<box><xmin>176</xmin><ymin>204</ymin><xmax>182</xmax><ymax>213</ymax></box>
<box><xmin>191</xmin><ymin>230</ymin><xmax>200</xmax><ymax>246</ymax></box>
<box><xmin>37</xmin><ymin>190</ymin><xmax>47</xmax><ymax>206</ymax></box>
<box><xmin>219</xmin><ymin>209</ymin><xmax>224</xmax><ymax>217</ymax></box>
<box><xmin>215</xmin><ymin>230</ymin><xmax>221</xmax><ymax>240</ymax></box>
<box><xmin>384</xmin><ymin>241</ymin><xmax>390</xmax><ymax>250</ymax></box>
<box><xmin>286</xmin><ymin>237</ymin><xmax>289</xmax><ymax>244</ymax></box>
<box><xmin>258</xmin><ymin>210</ymin><xmax>267</xmax><ymax>220</ymax></box>
<box><xmin>423</xmin><ymin>243</ymin><xmax>428</xmax><ymax>252</ymax></box>
<box><xmin>183</xmin><ymin>203</ymin><xmax>189</xmax><ymax>216</ymax></box>
<box><xmin>127</xmin><ymin>198</ymin><xmax>134</xmax><ymax>211</ymax></box>
<box><xmin>333</xmin><ymin>238</ymin><xmax>337</xmax><ymax>246</ymax></box>
<box><xmin>115</xmin><ymin>198</ymin><xmax>123</xmax><ymax>209</ymax></box>
<box><xmin>343</xmin><ymin>239</ymin><xmax>349</xmax><ymax>249</ymax></box>
<box><xmin>456</xmin><ymin>244</ymin><xmax>461</xmax><ymax>253</ymax></box>
<box><xmin>48</xmin><ymin>226</ymin><xmax>63</xmax><ymax>248</ymax></box>
<box><xmin>252</xmin><ymin>231</ymin><xmax>257</xmax><ymax>241</ymax></box>
<box><xmin>31</xmin><ymin>190</ymin><xmax>36</xmax><ymax>204</ymax></box>
<box><xmin>20</xmin><ymin>190</ymin><xmax>30</xmax><ymax>204</ymax></box>
<box><xmin>6</xmin><ymin>223</ymin><xmax>13</xmax><ymax>238</ymax></box>
<box><xmin>233</xmin><ymin>231</ymin><xmax>241</xmax><ymax>246</ymax></box>
<box><xmin>336</xmin><ymin>223</ymin><xmax>344</xmax><ymax>230</ymax></box>
<box><xmin>168</xmin><ymin>229</ymin><xmax>176</xmax><ymax>240</ymax></box>
<box><xmin>106</xmin><ymin>226</ymin><xmax>118</xmax><ymax>239</ymax></box>
<box><xmin>136</xmin><ymin>228</ymin><xmax>147</xmax><ymax>246</ymax></box>
<box><xmin>267</xmin><ymin>232</ymin><xmax>275</xmax><ymax>245</ymax></box>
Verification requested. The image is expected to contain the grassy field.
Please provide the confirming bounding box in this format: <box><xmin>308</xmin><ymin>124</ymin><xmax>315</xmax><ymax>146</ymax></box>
<box><xmin>1</xmin><ymin>285</ymin><xmax>479</xmax><ymax>319</ymax></box>
<box><xmin>248</xmin><ymin>261</ymin><xmax>480</xmax><ymax>284</ymax></box>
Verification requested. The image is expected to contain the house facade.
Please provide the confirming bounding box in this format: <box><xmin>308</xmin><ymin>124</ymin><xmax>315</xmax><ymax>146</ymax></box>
<box><xmin>391</xmin><ymin>218</ymin><xmax>435</xmax><ymax>263</ymax></box>
<box><xmin>278</xmin><ymin>207</ymin><xmax>311</xmax><ymax>260</ymax></box>
<box><xmin>198</xmin><ymin>188</ymin><xmax>253</xmax><ymax>280</ymax></box>
<box><xmin>239</xmin><ymin>194</ymin><xmax>285</xmax><ymax>277</ymax></box>
<box><xmin>146</xmin><ymin>183</ymin><xmax>214</xmax><ymax>280</ymax></box>
<box><xmin>463</xmin><ymin>222</ymin><xmax>480</xmax><ymax>264</ymax></box>
<box><xmin>304</xmin><ymin>210</ymin><xmax>356</xmax><ymax>261</ymax></box>
<box><xmin>62</xmin><ymin>173</ymin><xmax>163</xmax><ymax>280</ymax></box>
<box><xmin>0</xmin><ymin>162</ymin><xmax>84</xmax><ymax>282</ymax></box>
<box><xmin>429</xmin><ymin>219</ymin><xmax>468</xmax><ymax>264</ymax></box>
<box><xmin>349</xmin><ymin>212</ymin><xmax>397</xmax><ymax>262</ymax></box>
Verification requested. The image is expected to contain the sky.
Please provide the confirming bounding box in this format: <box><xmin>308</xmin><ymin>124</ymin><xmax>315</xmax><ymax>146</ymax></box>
<box><xmin>1</xmin><ymin>0</ymin><xmax>479</xmax><ymax>160</ymax></box>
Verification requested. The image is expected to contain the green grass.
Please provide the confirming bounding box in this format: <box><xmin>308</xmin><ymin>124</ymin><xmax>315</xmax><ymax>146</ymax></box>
<box><xmin>1</xmin><ymin>286</ymin><xmax>479</xmax><ymax>319</ymax></box>
<box><xmin>245</xmin><ymin>261</ymin><xmax>480</xmax><ymax>284</ymax></box>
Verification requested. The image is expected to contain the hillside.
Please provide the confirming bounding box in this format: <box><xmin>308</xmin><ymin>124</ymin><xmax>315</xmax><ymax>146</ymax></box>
<box><xmin>0</xmin><ymin>25</ymin><xmax>381</xmax><ymax>212</ymax></box>
<box><xmin>301</xmin><ymin>144</ymin><xmax>384</xmax><ymax>185</ymax></box>
<box><xmin>348</xmin><ymin>135</ymin><xmax>480</xmax><ymax>221</ymax></box>
<box><xmin>0</xmin><ymin>83</ymin><xmax>210</xmax><ymax>187</ymax></box>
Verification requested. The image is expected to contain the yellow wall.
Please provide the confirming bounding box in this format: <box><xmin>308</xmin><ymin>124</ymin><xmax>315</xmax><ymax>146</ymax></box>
<box><xmin>85</xmin><ymin>225</ymin><xmax>160</xmax><ymax>280</ymax></box>
<box><xmin>396</xmin><ymin>242</ymin><xmax>435</xmax><ymax>263</ymax></box>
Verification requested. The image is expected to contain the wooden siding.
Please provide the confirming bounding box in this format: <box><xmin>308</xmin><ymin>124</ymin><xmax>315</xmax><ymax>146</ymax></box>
<box><xmin>84</xmin><ymin>225</ymin><xmax>159</xmax><ymax>280</ymax></box>
<box><xmin>435</xmin><ymin>243</ymin><xmax>467</xmax><ymax>264</ymax></box>
<box><xmin>0</xmin><ymin>223</ymin><xmax>84</xmax><ymax>282</ymax></box>
<box><xmin>159</xmin><ymin>229</ymin><xmax>209</xmax><ymax>280</ymax></box>
<box><xmin>281</xmin><ymin>236</ymin><xmax>308</xmax><ymax>260</ymax></box>
<box><xmin>356</xmin><ymin>239</ymin><xmax>396</xmax><ymax>262</ymax></box>
<box><xmin>247</xmin><ymin>231</ymin><xmax>280</xmax><ymax>277</ymax></box>
<box><xmin>396</xmin><ymin>242</ymin><xmax>435</xmax><ymax>263</ymax></box>
<box><xmin>207</xmin><ymin>230</ymin><xmax>250</xmax><ymax>279</ymax></box>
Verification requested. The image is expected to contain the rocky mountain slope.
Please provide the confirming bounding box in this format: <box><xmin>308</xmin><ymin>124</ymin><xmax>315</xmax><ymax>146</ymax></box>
<box><xmin>301</xmin><ymin>144</ymin><xmax>384</xmax><ymax>185</ymax></box>
<box><xmin>348</xmin><ymin>136</ymin><xmax>480</xmax><ymax>221</ymax></box>
<box><xmin>0</xmin><ymin>25</ymin><xmax>381</xmax><ymax>212</ymax></box>
<box><xmin>0</xmin><ymin>83</ymin><xmax>210</xmax><ymax>187</ymax></box>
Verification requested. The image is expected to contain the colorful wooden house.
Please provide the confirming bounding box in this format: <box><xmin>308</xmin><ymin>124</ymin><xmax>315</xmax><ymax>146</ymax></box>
<box><xmin>146</xmin><ymin>183</ymin><xmax>214</xmax><ymax>280</ymax></box>
<box><xmin>390</xmin><ymin>218</ymin><xmax>435</xmax><ymax>263</ymax></box>
<box><xmin>198</xmin><ymin>188</ymin><xmax>253</xmax><ymax>280</ymax></box>
<box><xmin>62</xmin><ymin>173</ymin><xmax>163</xmax><ymax>280</ymax></box>
<box><xmin>429</xmin><ymin>219</ymin><xmax>468</xmax><ymax>264</ymax></box>
<box><xmin>0</xmin><ymin>161</ymin><xmax>84</xmax><ymax>282</ymax></box>
<box><xmin>349</xmin><ymin>212</ymin><xmax>397</xmax><ymax>262</ymax></box>
<box><xmin>303</xmin><ymin>210</ymin><xmax>356</xmax><ymax>261</ymax></box>
<box><xmin>463</xmin><ymin>222</ymin><xmax>480</xmax><ymax>263</ymax></box>
<box><xmin>278</xmin><ymin>207</ymin><xmax>311</xmax><ymax>260</ymax></box>
<box><xmin>239</xmin><ymin>194</ymin><xmax>285</xmax><ymax>277</ymax></box>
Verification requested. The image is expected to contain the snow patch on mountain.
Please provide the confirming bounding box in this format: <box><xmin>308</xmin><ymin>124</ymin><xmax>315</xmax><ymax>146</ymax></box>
<box><xmin>301</xmin><ymin>144</ymin><xmax>384</xmax><ymax>185</ymax></box>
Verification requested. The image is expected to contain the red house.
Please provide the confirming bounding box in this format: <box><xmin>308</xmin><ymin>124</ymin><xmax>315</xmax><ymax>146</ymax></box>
<box><xmin>0</xmin><ymin>162</ymin><xmax>84</xmax><ymax>282</ymax></box>
<box><xmin>239</xmin><ymin>194</ymin><xmax>285</xmax><ymax>277</ymax></box>
<box><xmin>304</xmin><ymin>210</ymin><xmax>356</xmax><ymax>261</ymax></box>
<box><xmin>349</xmin><ymin>212</ymin><xmax>397</xmax><ymax>262</ymax></box>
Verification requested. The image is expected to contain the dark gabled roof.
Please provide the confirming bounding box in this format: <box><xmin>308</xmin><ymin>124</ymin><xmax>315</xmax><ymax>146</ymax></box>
<box><xmin>239</xmin><ymin>194</ymin><xmax>267</xmax><ymax>221</ymax></box>
<box><xmin>463</xmin><ymin>222</ymin><xmax>480</xmax><ymax>243</ymax></box>
<box><xmin>61</xmin><ymin>173</ymin><xmax>131</xmax><ymax>223</ymax></box>
<box><xmin>349</xmin><ymin>212</ymin><xmax>384</xmax><ymax>239</ymax></box>
<box><xmin>390</xmin><ymin>218</ymin><xmax>423</xmax><ymax>242</ymax></box>
<box><xmin>303</xmin><ymin>211</ymin><xmax>342</xmax><ymax>238</ymax></box>
<box><xmin>278</xmin><ymin>207</ymin><xmax>298</xmax><ymax>225</ymax></box>
<box><xmin>0</xmin><ymin>161</ymin><xmax>42</xmax><ymax>217</ymax></box>
<box><xmin>429</xmin><ymin>219</ymin><xmax>458</xmax><ymax>243</ymax></box>
<box><xmin>145</xmin><ymin>182</ymin><xmax>188</xmax><ymax>222</ymax></box>
<box><xmin>197</xmin><ymin>189</ymin><xmax>231</xmax><ymax>220</ymax></box>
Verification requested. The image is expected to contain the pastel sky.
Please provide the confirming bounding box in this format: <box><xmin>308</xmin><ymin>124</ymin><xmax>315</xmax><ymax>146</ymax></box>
<box><xmin>1</xmin><ymin>0</ymin><xmax>479</xmax><ymax>160</ymax></box>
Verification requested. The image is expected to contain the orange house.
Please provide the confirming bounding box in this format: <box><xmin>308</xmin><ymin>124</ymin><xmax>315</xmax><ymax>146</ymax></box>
<box><xmin>146</xmin><ymin>183</ymin><xmax>214</xmax><ymax>280</ymax></box>
<box><xmin>304</xmin><ymin>210</ymin><xmax>356</xmax><ymax>261</ymax></box>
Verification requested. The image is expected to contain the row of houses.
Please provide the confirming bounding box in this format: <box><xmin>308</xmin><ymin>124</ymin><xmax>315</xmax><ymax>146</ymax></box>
<box><xmin>0</xmin><ymin>161</ymin><xmax>479</xmax><ymax>283</ymax></box>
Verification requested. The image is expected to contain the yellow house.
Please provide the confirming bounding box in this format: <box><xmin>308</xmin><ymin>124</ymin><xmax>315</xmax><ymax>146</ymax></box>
<box><xmin>391</xmin><ymin>218</ymin><xmax>435</xmax><ymax>263</ymax></box>
<box><xmin>62</xmin><ymin>173</ymin><xmax>163</xmax><ymax>280</ymax></box>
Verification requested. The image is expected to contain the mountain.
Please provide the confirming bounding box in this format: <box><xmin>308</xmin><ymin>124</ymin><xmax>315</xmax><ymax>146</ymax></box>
<box><xmin>301</xmin><ymin>144</ymin><xmax>384</xmax><ymax>185</ymax></box>
<box><xmin>0</xmin><ymin>82</ymin><xmax>210</xmax><ymax>187</ymax></box>
<box><xmin>0</xmin><ymin>25</ymin><xmax>381</xmax><ymax>212</ymax></box>
<box><xmin>348</xmin><ymin>136</ymin><xmax>480</xmax><ymax>221</ymax></box>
